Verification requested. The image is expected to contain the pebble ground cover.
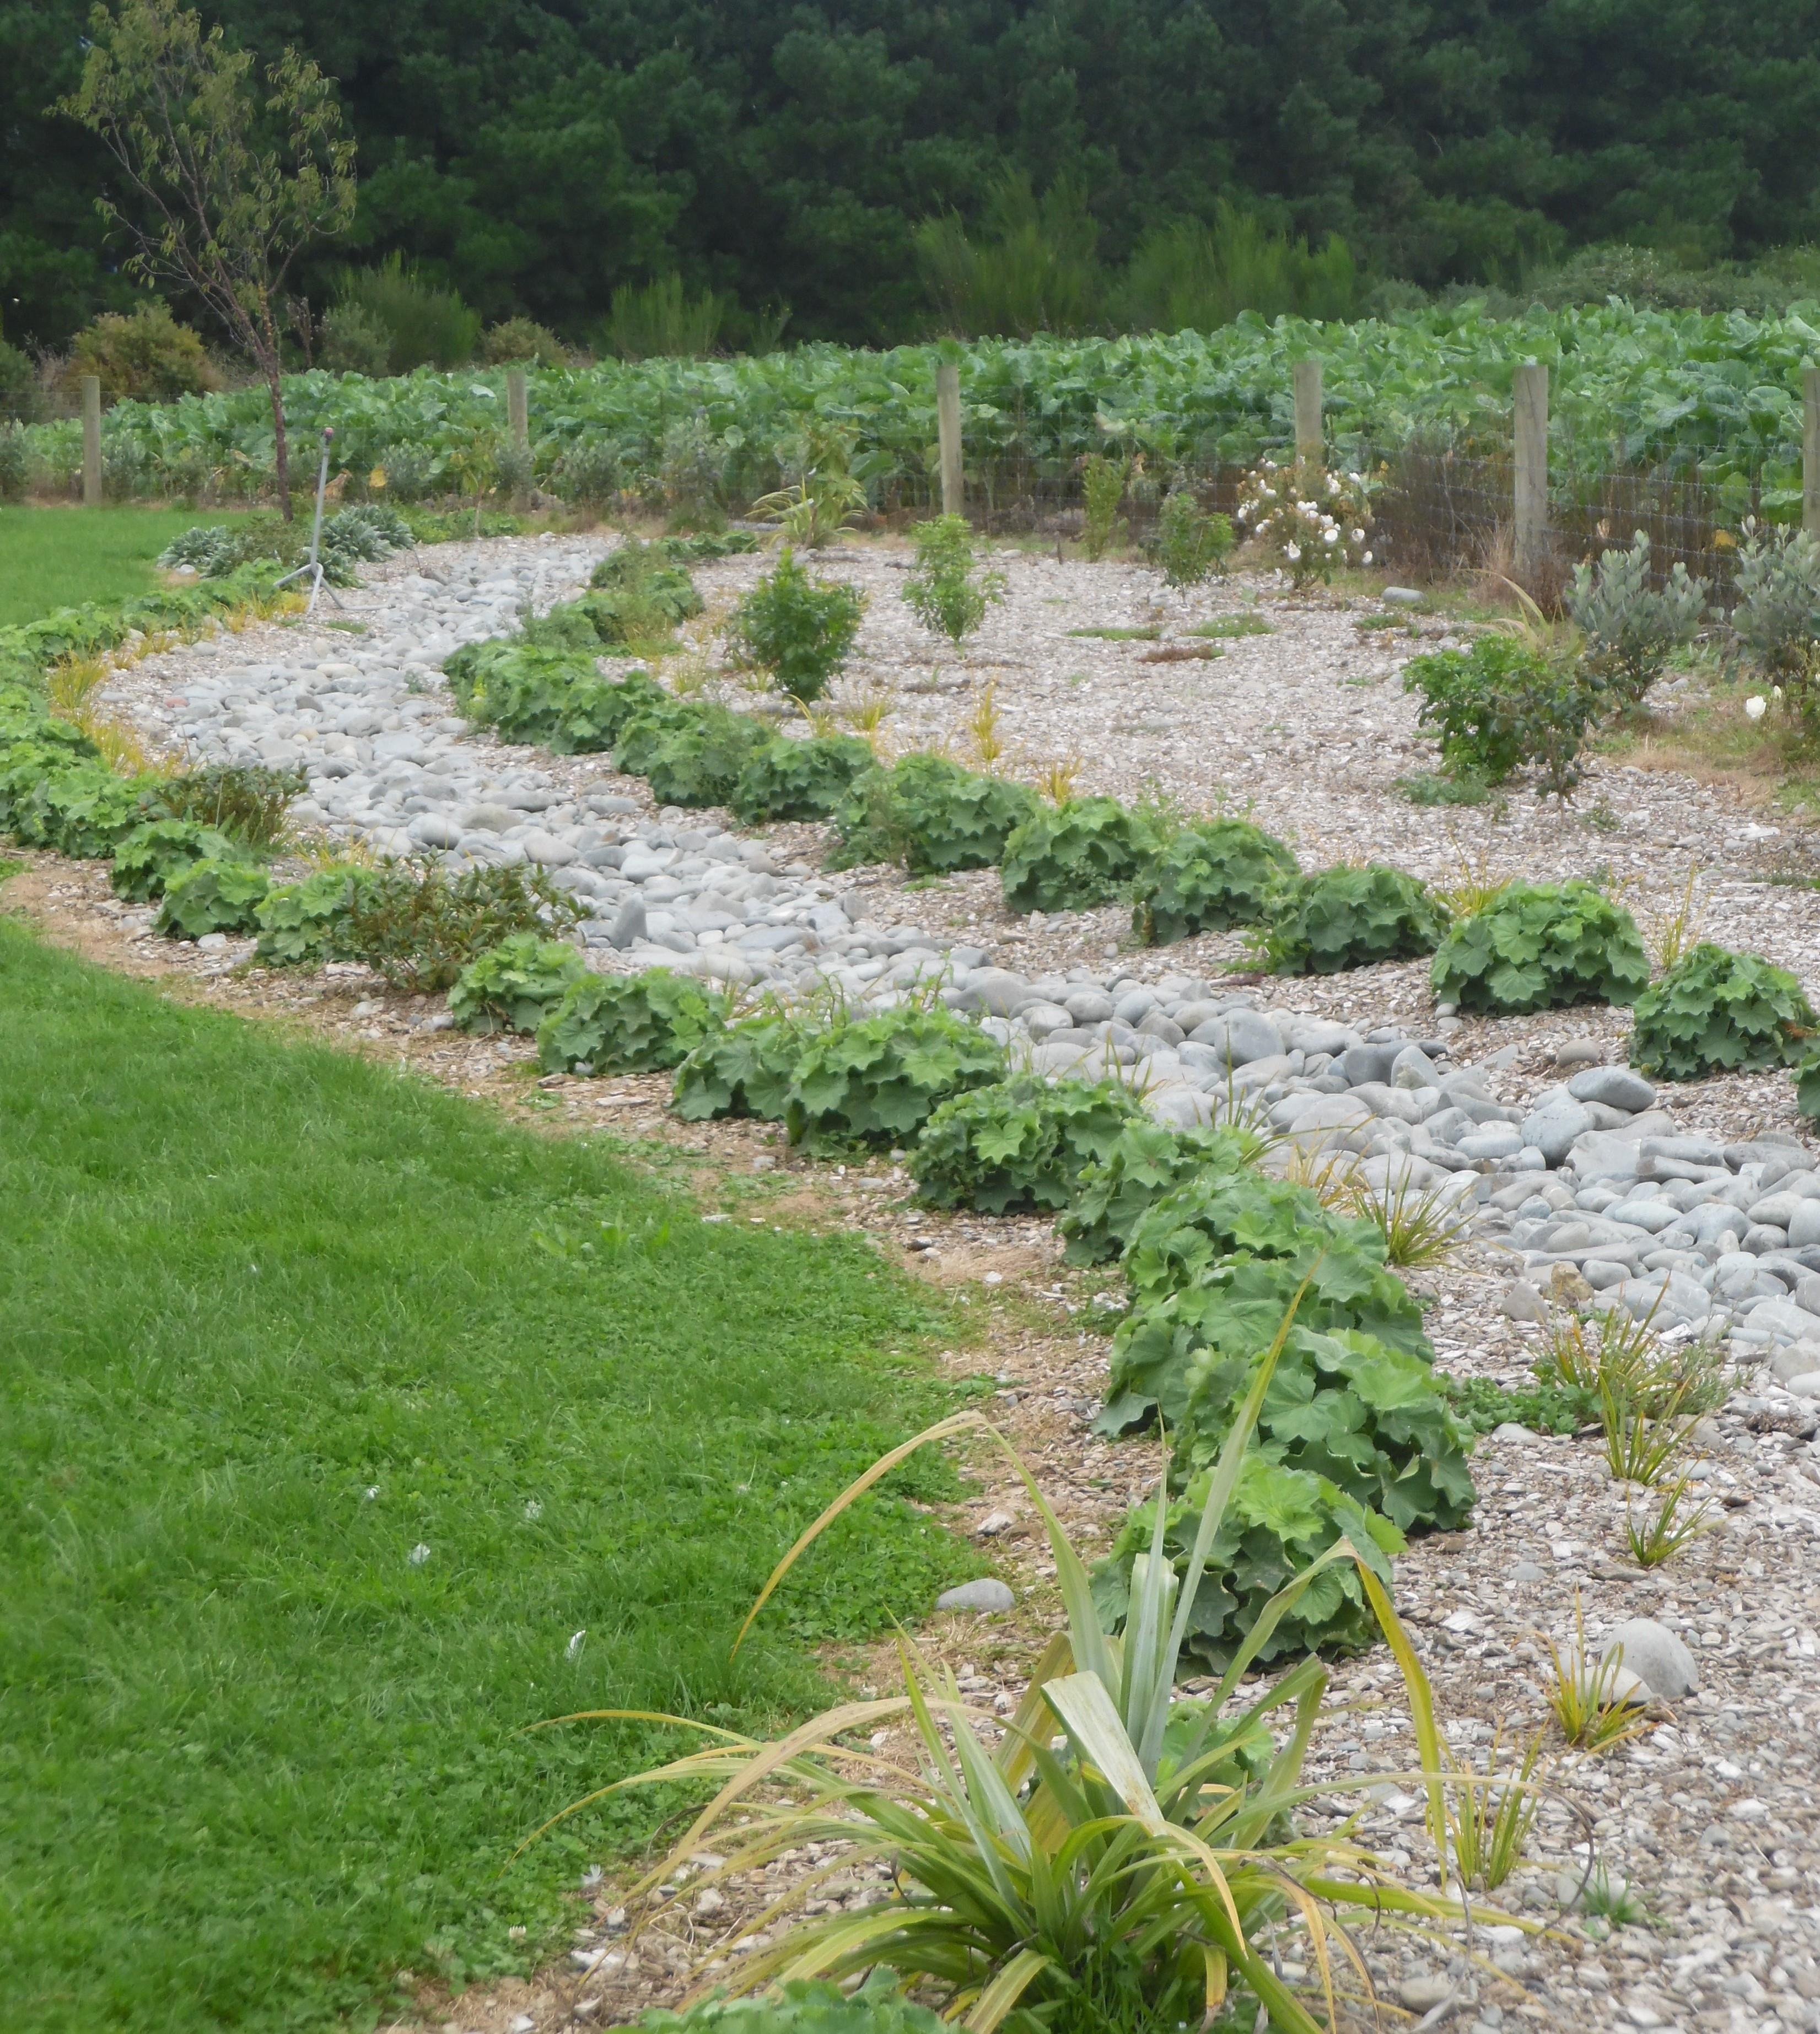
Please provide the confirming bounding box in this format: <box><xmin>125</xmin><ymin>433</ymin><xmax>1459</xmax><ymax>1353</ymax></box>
<box><xmin>15</xmin><ymin>510</ymin><xmax>1820</xmax><ymax>2032</ymax></box>
<box><xmin>0</xmin><ymin>918</ymin><xmax>979</xmax><ymax>2033</ymax></box>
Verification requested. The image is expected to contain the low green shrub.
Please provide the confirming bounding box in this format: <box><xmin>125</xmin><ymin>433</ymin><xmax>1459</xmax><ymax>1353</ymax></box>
<box><xmin>1148</xmin><ymin>487</ymin><xmax>1235</xmax><ymax>587</ymax></box>
<box><xmin>110</xmin><ymin>818</ymin><xmax>241</xmax><ymax>901</ymax></box>
<box><xmin>617</xmin><ymin>699</ymin><xmax>767</xmax><ymax>807</ymax></box>
<box><xmin>726</xmin><ymin>549</ymin><xmax>866</xmax><ymax>702</ymax></box>
<box><xmin>537</xmin><ymin>968</ymin><xmax>727</xmax><ymax>1075</ymax></box>
<box><xmin>999</xmin><ymin>797</ymin><xmax>1156</xmax><ymax>913</ymax></box>
<box><xmin>1130</xmin><ymin>819</ymin><xmax>1297</xmax><ymax>943</ymax></box>
<box><xmin>10</xmin><ymin>767</ymin><xmax>154</xmax><ymax>857</ymax></box>
<box><xmin>1567</xmin><ymin>530</ymin><xmax>1708</xmax><ymax>705</ymax></box>
<box><xmin>445</xmin><ymin>643</ymin><xmax>666</xmax><ymax>754</ymax></box>
<box><xmin>730</xmin><ymin>733</ymin><xmax>876</xmax><ymax>824</ymax></box>
<box><xmin>1254</xmin><ymin>864</ymin><xmax>1446</xmax><ymax>975</ymax></box>
<box><xmin>585</xmin><ymin>539</ymin><xmax>703</xmax><ymax>643</ymax></box>
<box><xmin>1403</xmin><ymin>635</ymin><xmax>1600</xmax><ymax>796</ymax></box>
<box><xmin>448</xmin><ymin>932</ymin><xmax>586</xmax><ymax>1034</ymax></box>
<box><xmin>902</xmin><ymin>515</ymin><xmax>1005</xmax><ymax>645</ymax></box>
<box><xmin>254</xmin><ymin>865</ymin><xmax>378</xmax><ymax>965</ymax></box>
<box><xmin>1730</xmin><ymin>522</ymin><xmax>1820</xmax><ymax>710</ymax></box>
<box><xmin>1430</xmin><ymin>880</ymin><xmax>1651</xmax><ymax>1013</ymax></box>
<box><xmin>1100</xmin><ymin>1241</ymin><xmax>1431</xmax><ymax>1432</ymax></box>
<box><xmin>343</xmin><ymin>860</ymin><xmax>583</xmax><ymax>993</ymax></box>
<box><xmin>1057</xmin><ymin>1121</ymin><xmax>1259</xmax><ymax>1265</ymax></box>
<box><xmin>155</xmin><ymin>856</ymin><xmax>271</xmax><ymax>937</ymax></box>
<box><xmin>640</xmin><ymin>1979</ymin><xmax>946</xmax><ymax>2034</ymax></box>
<box><xmin>1092</xmin><ymin>1454</ymin><xmax>1402</xmax><ymax>1670</ymax></box>
<box><xmin>147</xmin><ymin>763</ymin><xmax>305</xmax><ymax>849</ymax></box>
<box><xmin>829</xmin><ymin>753</ymin><xmax>1039</xmax><ymax>873</ymax></box>
<box><xmin>911</xmin><ymin>1073</ymin><xmax>1146</xmax><ymax>1213</ymax></box>
<box><xmin>784</xmin><ymin>1005</ymin><xmax>1007</xmax><ymax>1149</ymax></box>
<box><xmin>672</xmin><ymin>1007</ymin><xmax>814</xmax><ymax>1121</ymax></box>
<box><xmin>1174</xmin><ymin>1325</ymin><xmax>1475</xmax><ymax>1532</ymax></box>
<box><xmin>1632</xmin><ymin>943</ymin><xmax>1818</xmax><ymax>1081</ymax></box>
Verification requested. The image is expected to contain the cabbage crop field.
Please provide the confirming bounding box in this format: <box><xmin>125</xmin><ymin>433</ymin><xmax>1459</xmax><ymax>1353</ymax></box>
<box><xmin>25</xmin><ymin>300</ymin><xmax>1820</xmax><ymax>517</ymax></box>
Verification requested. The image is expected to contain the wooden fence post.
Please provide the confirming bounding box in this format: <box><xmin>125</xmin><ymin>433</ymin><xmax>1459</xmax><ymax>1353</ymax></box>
<box><xmin>1513</xmin><ymin>363</ymin><xmax>1549</xmax><ymax>586</ymax></box>
<box><xmin>1293</xmin><ymin>359</ymin><xmax>1323</xmax><ymax>463</ymax></box>
<box><xmin>81</xmin><ymin>374</ymin><xmax>102</xmax><ymax>506</ymax></box>
<box><xmin>935</xmin><ymin>361</ymin><xmax>963</xmax><ymax>516</ymax></box>
<box><xmin>506</xmin><ymin>367</ymin><xmax>529</xmax><ymax>452</ymax></box>
<box><xmin>1805</xmin><ymin>366</ymin><xmax>1820</xmax><ymax>538</ymax></box>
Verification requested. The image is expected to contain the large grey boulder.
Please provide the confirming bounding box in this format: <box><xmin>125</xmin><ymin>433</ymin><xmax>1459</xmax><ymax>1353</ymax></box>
<box><xmin>1523</xmin><ymin>1099</ymin><xmax>1596</xmax><ymax>1166</ymax></box>
<box><xmin>1191</xmin><ymin>1010</ymin><xmax>1284</xmax><ymax>1067</ymax></box>
<box><xmin>1600</xmin><ymin>1618</ymin><xmax>1698</xmax><ymax>1700</ymax></box>
<box><xmin>1569</xmin><ymin>1065</ymin><xmax>1657</xmax><ymax>1113</ymax></box>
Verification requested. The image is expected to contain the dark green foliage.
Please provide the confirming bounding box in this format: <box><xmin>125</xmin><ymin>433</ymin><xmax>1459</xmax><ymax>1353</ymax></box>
<box><xmin>446</xmin><ymin>641</ymin><xmax>664</xmax><ymax>753</ymax></box>
<box><xmin>1430</xmin><ymin>880</ymin><xmax>1651</xmax><ymax>1013</ymax></box>
<box><xmin>672</xmin><ymin>1008</ymin><xmax>814</xmax><ymax>1121</ymax></box>
<box><xmin>642</xmin><ymin>1980</ymin><xmax>947</xmax><ymax>2034</ymax></box>
<box><xmin>0</xmin><ymin>746</ymin><xmax>93</xmax><ymax>834</ymax></box>
<box><xmin>448</xmin><ymin>933</ymin><xmax>586</xmax><ymax>1034</ymax></box>
<box><xmin>902</xmin><ymin>515</ymin><xmax>1005</xmax><ymax>645</ymax></box>
<box><xmin>537</xmin><ymin>968</ymin><xmax>728</xmax><ymax>1075</ymax></box>
<box><xmin>1119</xmin><ymin>1172</ymin><xmax>1397</xmax><ymax>1308</ymax></box>
<box><xmin>730</xmin><ymin>733</ymin><xmax>877</xmax><ymax>824</ymax></box>
<box><xmin>1092</xmin><ymin>1455</ymin><xmax>1402</xmax><ymax>1671</ymax></box>
<box><xmin>1631</xmin><ymin>943</ymin><xmax>1818</xmax><ymax>1081</ymax></box>
<box><xmin>911</xmin><ymin>1073</ymin><xmax>1146</xmax><ymax>1213</ymax></box>
<box><xmin>1148</xmin><ymin>488</ymin><xmax>1234</xmax><ymax>587</ymax></box>
<box><xmin>829</xmin><ymin>752</ymin><xmax>1039</xmax><ymax>874</ymax></box>
<box><xmin>1442</xmin><ymin>1371</ymin><xmax>1600</xmax><ymax>1438</ymax></box>
<box><xmin>1255</xmin><ymin>864</ymin><xmax>1446</xmax><ymax>975</ymax></box>
<box><xmin>728</xmin><ymin>549</ymin><xmax>866</xmax><ymax>702</ymax></box>
<box><xmin>109</xmin><ymin>818</ymin><xmax>241</xmax><ymax>902</ymax></box>
<box><xmin>784</xmin><ymin>1005</ymin><xmax>1008</xmax><ymax>1150</ymax></box>
<box><xmin>999</xmin><ymin>796</ymin><xmax>1156</xmax><ymax>913</ymax></box>
<box><xmin>1403</xmin><ymin>638</ymin><xmax>1601</xmax><ymax>797</ymax></box>
<box><xmin>1130</xmin><ymin>819</ymin><xmax>1297</xmax><ymax>944</ymax></box>
<box><xmin>1174</xmin><ymin>1326</ymin><xmax>1476</xmax><ymax>1533</ymax></box>
<box><xmin>9</xmin><ymin>765</ymin><xmax>153</xmax><ymax>857</ymax></box>
<box><xmin>1058</xmin><ymin>1121</ymin><xmax>1258</xmax><ymax>1265</ymax></box>
<box><xmin>585</xmin><ymin>539</ymin><xmax>703</xmax><ymax>642</ymax></box>
<box><xmin>155</xmin><ymin>857</ymin><xmax>272</xmax><ymax>937</ymax></box>
<box><xmin>254</xmin><ymin>866</ymin><xmax>380</xmax><ymax>966</ymax></box>
<box><xmin>616</xmin><ymin>699</ymin><xmax>767</xmax><ymax>807</ymax></box>
<box><xmin>343</xmin><ymin>861</ymin><xmax>584</xmax><ymax>994</ymax></box>
<box><xmin>1100</xmin><ymin>1245</ymin><xmax>1431</xmax><ymax>1433</ymax></box>
<box><xmin>148</xmin><ymin>764</ymin><xmax>305</xmax><ymax>849</ymax></box>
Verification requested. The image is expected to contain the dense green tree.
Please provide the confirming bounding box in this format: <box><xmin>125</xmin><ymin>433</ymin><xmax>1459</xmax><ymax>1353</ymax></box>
<box><xmin>8</xmin><ymin>0</ymin><xmax>1820</xmax><ymax>351</ymax></box>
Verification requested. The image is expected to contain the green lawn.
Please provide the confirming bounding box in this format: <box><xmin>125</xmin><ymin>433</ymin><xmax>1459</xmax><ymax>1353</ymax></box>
<box><xmin>0</xmin><ymin>505</ymin><xmax>257</xmax><ymax>628</ymax></box>
<box><xmin>0</xmin><ymin>919</ymin><xmax>977</xmax><ymax>2032</ymax></box>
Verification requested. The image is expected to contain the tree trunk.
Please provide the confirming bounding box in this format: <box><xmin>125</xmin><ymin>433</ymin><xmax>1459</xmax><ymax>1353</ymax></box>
<box><xmin>268</xmin><ymin>366</ymin><xmax>292</xmax><ymax>520</ymax></box>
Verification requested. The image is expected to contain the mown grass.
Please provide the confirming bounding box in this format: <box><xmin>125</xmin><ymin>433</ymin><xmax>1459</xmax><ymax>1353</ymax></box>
<box><xmin>0</xmin><ymin>505</ymin><xmax>261</xmax><ymax>628</ymax></box>
<box><xmin>0</xmin><ymin>922</ymin><xmax>979</xmax><ymax>2033</ymax></box>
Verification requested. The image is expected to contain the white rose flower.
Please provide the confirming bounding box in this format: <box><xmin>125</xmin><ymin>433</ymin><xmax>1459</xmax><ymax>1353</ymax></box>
<box><xmin>1284</xmin><ymin>542</ymin><xmax>1302</xmax><ymax>562</ymax></box>
<box><xmin>1323</xmin><ymin>528</ymin><xmax>1338</xmax><ymax>544</ymax></box>
<box><xmin>1361</xmin><ymin>550</ymin><xmax>1373</xmax><ymax>564</ymax></box>
<box><xmin>1351</xmin><ymin>527</ymin><xmax>1365</xmax><ymax>542</ymax></box>
<box><xmin>1745</xmin><ymin>695</ymin><xmax>1768</xmax><ymax>720</ymax></box>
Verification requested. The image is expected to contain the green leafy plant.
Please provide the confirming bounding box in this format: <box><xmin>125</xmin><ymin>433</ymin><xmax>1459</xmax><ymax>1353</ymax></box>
<box><xmin>1539</xmin><ymin>1595</ymin><xmax>1649</xmax><ymax>1753</ymax></box>
<box><xmin>1403</xmin><ymin>636</ymin><xmax>1601</xmax><ymax>796</ymax></box>
<box><xmin>616</xmin><ymin>699</ymin><xmax>767</xmax><ymax>807</ymax></box>
<box><xmin>901</xmin><ymin>515</ymin><xmax>1005</xmax><ymax>646</ymax></box>
<box><xmin>1172</xmin><ymin>1325</ymin><xmax>1476</xmax><ymax>1533</ymax></box>
<box><xmin>1566</xmin><ymin>530</ymin><xmax>1707</xmax><ymax>705</ymax></box>
<box><xmin>549</xmin><ymin>1320</ymin><xmax>1479</xmax><ymax>2034</ymax></box>
<box><xmin>109</xmin><ymin>817</ymin><xmax>241</xmax><ymax>901</ymax></box>
<box><xmin>1630</xmin><ymin>942</ymin><xmax>1817</xmax><ymax>1079</ymax></box>
<box><xmin>912</xmin><ymin>1073</ymin><xmax>1147</xmax><ymax>1213</ymax></box>
<box><xmin>480</xmin><ymin>316</ymin><xmax>568</xmax><ymax>367</ymax></box>
<box><xmin>1731</xmin><ymin>519</ymin><xmax>1820</xmax><ymax>714</ymax></box>
<box><xmin>672</xmin><ymin>1005</ymin><xmax>818</xmax><ymax>1121</ymax></box>
<box><xmin>784</xmin><ymin>1005</ymin><xmax>1006</xmax><ymax>1150</ymax></box>
<box><xmin>1429</xmin><ymin>880</ymin><xmax>1651</xmax><ymax>1014</ymax></box>
<box><xmin>830</xmin><ymin>752</ymin><xmax>1039</xmax><ymax>874</ymax></box>
<box><xmin>1058</xmin><ymin>1121</ymin><xmax>1260</xmax><ymax>1266</ymax></box>
<box><xmin>1624</xmin><ymin>1473</ymin><xmax>1716</xmax><ymax>1567</ymax></box>
<box><xmin>447</xmin><ymin>932</ymin><xmax>586</xmax><ymax>1035</ymax></box>
<box><xmin>536</xmin><ymin>967</ymin><xmax>727</xmax><ymax>1075</ymax></box>
<box><xmin>1148</xmin><ymin>486</ymin><xmax>1234</xmax><ymax>587</ymax></box>
<box><xmin>584</xmin><ymin>540</ymin><xmax>704</xmax><ymax>644</ymax></box>
<box><xmin>445</xmin><ymin>640</ymin><xmax>666</xmax><ymax>754</ymax></box>
<box><xmin>253</xmin><ymin>864</ymin><xmax>378</xmax><ymax>965</ymax></box>
<box><xmin>154</xmin><ymin>855</ymin><xmax>271</xmax><ymax>936</ymax></box>
<box><xmin>727</xmin><ymin>549</ymin><xmax>866</xmax><ymax>702</ymax></box>
<box><xmin>730</xmin><ymin>733</ymin><xmax>876</xmax><ymax>824</ymax></box>
<box><xmin>147</xmin><ymin>763</ymin><xmax>305</xmax><ymax>849</ymax></box>
<box><xmin>333</xmin><ymin>252</ymin><xmax>479</xmax><ymax>371</ymax></box>
<box><xmin>8</xmin><ymin>765</ymin><xmax>155</xmax><ymax>858</ymax></box>
<box><xmin>1440</xmin><ymin>1372</ymin><xmax>1599</xmax><ymax>1439</ymax></box>
<box><xmin>749</xmin><ymin>423</ymin><xmax>868</xmax><ymax>547</ymax></box>
<box><xmin>1254</xmin><ymin>865</ymin><xmax>1446</xmax><ymax>975</ymax></box>
<box><xmin>640</xmin><ymin>1980</ymin><xmax>946</xmax><ymax>2034</ymax></box>
<box><xmin>603</xmin><ymin>274</ymin><xmax>725</xmax><ymax>360</ymax></box>
<box><xmin>341</xmin><ymin>860</ymin><xmax>583</xmax><ymax>994</ymax></box>
<box><xmin>1094</xmin><ymin>1452</ymin><xmax>1403</xmax><ymax>1668</ymax></box>
<box><xmin>1443</xmin><ymin>1728</ymin><xmax>1543</xmax><ymax>1893</ymax></box>
<box><xmin>1130</xmin><ymin>819</ymin><xmax>1297</xmax><ymax>944</ymax></box>
<box><xmin>999</xmin><ymin>796</ymin><xmax>1156</xmax><ymax>913</ymax></box>
<box><xmin>1078</xmin><ymin>453</ymin><xmax>1129</xmax><ymax>560</ymax></box>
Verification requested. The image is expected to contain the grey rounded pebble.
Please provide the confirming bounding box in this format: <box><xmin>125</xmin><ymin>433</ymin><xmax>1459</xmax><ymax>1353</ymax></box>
<box><xmin>1600</xmin><ymin>1616</ymin><xmax>1699</xmax><ymax>1698</ymax></box>
<box><xmin>936</xmin><ymin>1578</ymin><xmax>1015</xmax><ymax>1614</ymax></box>
<box><xmin>1568</xmin><ymin>1064</ymin><xmax>1657</xmax><ymax>1112</ymax></box>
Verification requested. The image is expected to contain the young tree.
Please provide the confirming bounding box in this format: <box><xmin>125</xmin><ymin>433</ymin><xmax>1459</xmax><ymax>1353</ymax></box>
<box><xmin>58</xmin><ymin>1</ymin><xmax>356</xmax><ymax>516</ymax></box>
